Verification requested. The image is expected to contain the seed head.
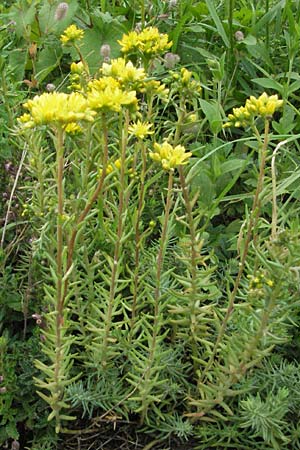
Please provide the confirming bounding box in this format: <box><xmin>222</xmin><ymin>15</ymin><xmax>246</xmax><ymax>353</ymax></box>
<box><xmin>235</xmin><ymin>31</ymin><xmax>244</xmax><ymax>42</ymax></box>
<box><xmin>55</xmin><ymin>2</ymin><xmax>69</xmax><ymax>21</ymax></box>
<box><xmin>100</xmin><ymin>44</ymin><xmax>111</xmax><ymax>58</ymax></box>
<box><xmin>164</xmin><ymin>52</ymin><xmax>180</xmax><ymax>69</ymax></box>
<box><xmin>46</xmin><ymin>83</ymin><xmax>56</xmax><ymax>92</ymax></box>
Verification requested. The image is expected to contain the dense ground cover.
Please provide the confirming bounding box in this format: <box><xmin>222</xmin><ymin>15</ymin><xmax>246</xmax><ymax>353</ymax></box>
<box><xmin>1</xmin><ymin>1</ymin><xmax>300</xmax><ymax>449</ymax></box>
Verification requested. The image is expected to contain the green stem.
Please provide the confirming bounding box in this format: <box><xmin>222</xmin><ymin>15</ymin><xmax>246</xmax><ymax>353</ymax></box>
<box><xmin>63</xmin><ymin>114</ymin><xmax>109</xmax><ymax>305</ymax></box>
<box><xmin>178</xmin><ymin>166</ymin><xmax>200</xmax><ymax>369</ymax></box>
<box><xmin>130</xmin><ymin>141</ymin><xmax>147</xmax><ymax>339</ymax></box>
<box><xmin>174</xmin><ymin>97</ymin><xmax>186</xmax><ymax>144</ymax></box>
<box><xmin>54</xmin><ymin>125</ymin><xmax>65</xmax><ymax>431</ymax></box>
<box><xmin>201</xmin><ymin>119</ymin><xmax>270</xmax><ymax>381</ymax></box>
<box><xmin>140</xmin><ymin>0</ymin><xmax>145</xmax><ymax>28</ymax></box>
<box><xmin>140</xmin><ymin>169</ymin><xmax>174</xmax><ymax>423</ymax></box>
<box><xmin>101</xmin><ymin>110</ymin><xmax>130</xmax><ymax>367</ymax></box>
<box><xmin>271</xmin><ymin>140</ymin><xmax>287</xmax><ymax>240</ymax></box>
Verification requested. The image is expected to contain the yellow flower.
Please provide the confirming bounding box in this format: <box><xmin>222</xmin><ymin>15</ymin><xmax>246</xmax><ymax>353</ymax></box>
<box><xmin>118</xmin><ymin>31</ymin><xmax>140</xmax><ymax>53</ymax></box>
<box><xmin>114</xmin><ymin>158</ymin><xmax>122</xmax><ymax>169</ymax></box>
<box><xmin>70</xmin><ymin>61</ymin><xmax>85</xmax><ymax>74</ymax></box>
<box><xmin>88</xmin><ymin>77</ymin><xmax>137</xmax><ymax>112</ymax></box>
<box><xmin>138</xmin><ymin>27</ymin><xmax>172</xmax><ymax>55</ymax></box>
<box><xmin>141</xmin><ymin>79</ymin><xmax>169</xmax><ymax>100</ymax></box>
<box><xmin>101</xmin><ymin>58</ymin><xmax>146</xmax><ymax>87</ymax></box>
<box><xmin>168</xmin><ymin>68</ymin><xmax>202</xmax><ymax>97</ymax></box>
<box><xmin>60</xmin><ymin>24</ymin><xmax>84</xmax><ymax>44</ymax></box>
<box><xmin>19</xmin><ymin>92</ymin><xmax>95</xmax><ymax>128</ymax></box>
<box><xmin>64</xmin><ymin>122</ymin><xmax>82</xmax><ymax>134</ymax></box>
<box><xmin>128</xmin><ymin>120</ymin><xmax>153</xmax><ymax>139</ymax></box>
<box><xmin>149</xmin><ymin>141</ymin><xmax>192</xmax><ymax>171</ymax></box>
<box><xmin>118</xmin><ymin>27</ymin><xmax>172</xmax><ymax>57</ymax></box>
<box><xmin>180</xmin><ymin>68</ymin><xmax>192</xmax><ymax>85</ymax></box>
<box><xmin>224</xmin><ymin>92</ymin><xmax>283</xmax><ymax>128</ymax></box>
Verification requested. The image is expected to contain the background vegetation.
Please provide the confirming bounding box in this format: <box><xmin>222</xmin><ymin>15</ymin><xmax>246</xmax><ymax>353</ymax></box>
<box><xmin>1</xmin><ymin>1</ymin><xmax>300</xmax><ymax>449</ymax></box>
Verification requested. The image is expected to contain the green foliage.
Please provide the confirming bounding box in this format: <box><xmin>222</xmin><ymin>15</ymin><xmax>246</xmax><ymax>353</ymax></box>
<box><xmin>1</xmin><ymin>1</ymin><xmax>300</xmax><ymax>449</ymax></box>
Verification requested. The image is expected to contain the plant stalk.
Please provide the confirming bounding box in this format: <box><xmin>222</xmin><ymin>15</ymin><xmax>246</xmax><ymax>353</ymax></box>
<box><xmin>201</xmin><ymin>119</ymin><xmax>270</xmax><ymax>381</ymax></box>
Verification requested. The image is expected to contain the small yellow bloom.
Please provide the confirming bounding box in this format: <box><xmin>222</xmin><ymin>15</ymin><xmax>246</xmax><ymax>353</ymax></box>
<box><xmin>128</xmin><ymin>120</ymin><xmax>153</xmax><ymax>139</ymax></box>
<box><xmin>70</xmin><ymin>61</ymin><xmax>85</xmax><ymax>74</ymax></box>
<box><xmin>19</xmin><ymin>92</ymin><xmax>95</xmax><ymax>128</ymax></box>
<box><xmin>224</xmin><ymin>92</ymin><xmax>283</xmax><ymax>128</ymax></box>
<box><xmin>106</xmin><ymin>164</ymin><xmax>113</xmax><ymax>174</ymax></box>
<box><xmin>118</xmin><ymin>27</ymin><xmax>172</xmax><ymax>57</ymax></box>
<box><xmin>60</xmin><ymin>24</ymin><xmax>84</xmax><ymax>44</ymax></box>
<box><xmin>64</xmin><ymin>122</ymin><xmax>82</xmax><ymax>134</ymax></box>
<box><xmin>101</xmin><ymin>58</ymin><xmax>146</xmax><ymax>87</ymax></box>
<box><xmin>149</xmin><ymin>141</ymin><xmax>192</xmax><ymax>171</ymax></box>
<box><xmin>88</xmin><ymin>77</ymin><xmax>137</xmax><ymax>112</ymax></box>
<box><xmin>114</xmin><ymin>158</ymin><xmax>121</xmax><ymax>169</ymax></box>
<box><xmin>181</xmin><ymin>68</ymin><xmax>192</xmax><ymax>85</ymax></box>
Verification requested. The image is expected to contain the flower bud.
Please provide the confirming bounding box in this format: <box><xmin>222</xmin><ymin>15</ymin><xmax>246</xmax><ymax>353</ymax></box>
<box><xmin>55</xmin><ymin>2</ymin><xmax>69</xmax><ymax>21</ymax></box>
<box><xmin>0</xmin><ymin>375</ymin><xmax>4</xmax><ymax>383</ymax></box>
<box><xmin>0</xmin><ymin>387</ymin><xmax>7</xmax><ymax>394</ymax></box>
<box><xmin>164</xmin><ymin>52</ymin><xmax>180</xmax><ymax>69</ymax></box>
<box><xmin>70</xmin><ymin>61</ymin><xmax>84</xmax><ymax>74</ymax></box>
<box><xmin>100</xmin><ymin>44</ymin><xmax>111</xmax><ymax>58</ymax></box>
<box><xmin>46</xmin><ymin>83</ymin><xmax>55</xmax><ymax>92</ymax></box>
<box><xmin>234</xmin><ymin>31</ymin><xmax>244</xmax><ymax>42</ymax></box>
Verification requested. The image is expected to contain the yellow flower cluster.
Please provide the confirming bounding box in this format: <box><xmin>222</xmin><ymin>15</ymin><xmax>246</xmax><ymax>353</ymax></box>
<box><xmin>149</xmin><ymin>141</ymin><xmax>192</xmax><ymax>171</ymax></box>
<box><xmin>18</xmin><ymin>92</ymin><xmax>95</xmax><ymax>129</ymax></box>
<box><xmin>168</xmin><ymin>68</ymin><xmax>202</xmax><ymax>97</ymax></box>
<box><xmin>141</xmin><ymin>79</ymin><xmax>169</xmax><ymax>100</ymax></box>
<box><xmin>60</xmin><ymin>24</ymin><xmax>84</xmax><ymax>44</ymax></box>
<box><xmin>101</xmin><ymin>58</ymin><xmax>146</xmax><ymax>88</ymax></box>
<box><xmin>224</xmin><ymin>92</ymin><xmax>283</xmax><ymax>128</ymax></box>
<box><xmin>248</xmin><ymin>272</ymin><xmax>274</xmax><ymax>291</ymax></box>
<box><xmin>118</xmin><ymin>26</ymin><xmax>172</xmax><ymax>57</ymax></box>
<box><xmin>70</xmin><ymin>61</ymin><xmax>85</xmax><ymax>74</ymax></box>
<box><xmin>128</xmin><ymin>120</ymin><xmax>153</xmax><ymax>140</ymax></box>
<box><xmin>69</xmin><ymin>61</ymin><xmax>90</xmax><ymax>91</ymax></box>
<box><xmin>87</xmin><ymin>77</ymin><xmax>137</xmax><ymax>112</ymax></box>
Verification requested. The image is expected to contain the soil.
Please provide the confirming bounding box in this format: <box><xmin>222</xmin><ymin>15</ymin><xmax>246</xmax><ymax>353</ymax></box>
<box><xmin>60</xmin><ymin>423</ymin><xmax>199</xmax><ymax>450</ymax></box>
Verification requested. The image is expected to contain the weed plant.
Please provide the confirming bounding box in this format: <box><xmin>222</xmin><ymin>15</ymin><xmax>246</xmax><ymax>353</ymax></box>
<box><xmin>1</xmin><ymin>1</ymin><xmax>300</xmax><ymax>449</ymax></box>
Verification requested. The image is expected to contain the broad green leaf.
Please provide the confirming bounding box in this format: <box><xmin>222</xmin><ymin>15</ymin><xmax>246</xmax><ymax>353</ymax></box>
<box><xmin>241</xmin><ymin>35</ymin><xmax>257</xmax><ymax>46</ymax></box>
<box><xmin>35</xmin><ymin>46</ymin><xmax>62</xmax><ymax>83</ymax></box>
<box><xmin>199</xmin><ymin>99</ymin><xmax>223</xmax><ymax>135</ymax></box>
<box><xmin>272</xmin><ymin>106</ymin><xmax>295</xmax><ymax>134</ymax></box>
<box><xmin>8</xmin><ymin>49</ymin><xmax>27</xmax><ymax>81</ymax></box>
<box><xmin>252</xmin><ymin>77</ymin><xmax>283</xmax><ymax>93</ymax></box>
<box><xmin>38</xmin><ymin>0</ymin><xmax>79</xmax><ymax>35</ymax></box>
<box><xmin>220</xmin><ymin>159</ymin><xmax>247</xmax><ymax>174</ymax></box>
<box><xmin>12</xmin><ymin>2</ymin><xmax>36</xmax><ymax>38</ymax></box>
<box><xmin>287</xmin><ymin>80</ymin><xmax>300</xmax><ymax>95</ymax></box>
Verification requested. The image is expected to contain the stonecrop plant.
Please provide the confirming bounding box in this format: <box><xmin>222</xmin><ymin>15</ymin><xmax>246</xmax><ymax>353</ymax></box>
<box><xmin>13</xmin><ymin>21</ymin><xmax>299</xmax><ymax>448</ymax></box>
